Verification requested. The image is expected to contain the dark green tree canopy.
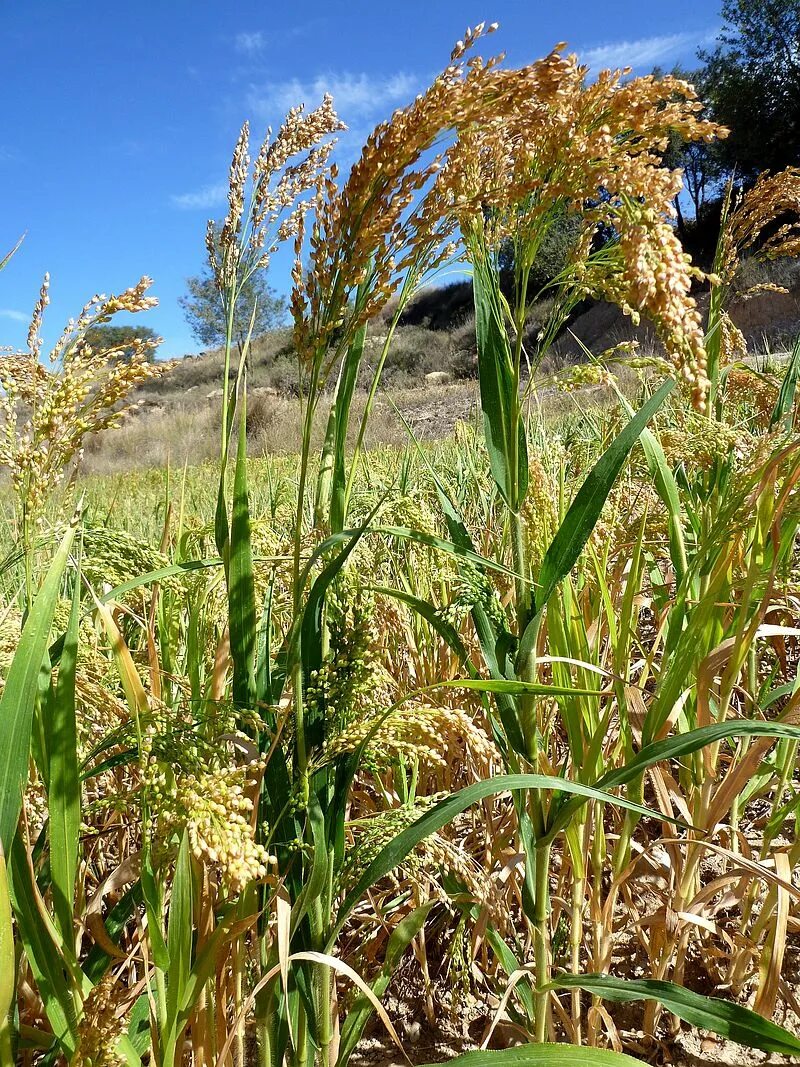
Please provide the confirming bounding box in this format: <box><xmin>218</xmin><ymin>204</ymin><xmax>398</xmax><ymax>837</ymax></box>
<box><xmin>699</xmin><ymin>0</ymin><xmax>800</xmax><ymax>177</ymax></box>
<box><xmin>83</xmin><ymin>324</ymin><xmax>160</xmax><ymax>362</ymax></box>
<box><xmin>179</xmin><ymin>221</ymin><xmax>285</xmax><ymax>349</ymax></box>
<box><xmin>498</xmin><ymin>209</ymin><xmax>584</xmax><ymax>301</ymax></box>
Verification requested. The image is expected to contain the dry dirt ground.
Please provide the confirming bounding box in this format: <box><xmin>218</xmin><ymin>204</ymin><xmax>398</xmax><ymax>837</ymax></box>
<box><xmin>348</xmin><ymin>979</ymin><xmax>800</xmax><ymax>1067</ymax></box>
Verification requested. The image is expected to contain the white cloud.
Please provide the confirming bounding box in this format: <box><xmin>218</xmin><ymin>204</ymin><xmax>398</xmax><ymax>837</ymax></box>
<box><xmin>171</xmin><ymin>70</ymin><xmax>419</xmax><ymax>214</ymax></box>
<box><xmin>235</xmin><ymin>31</ymin><xmax>266</xmax><ymax>54</ymax></box>
<box><xmin>0</xmin><ymin>309</ymin><xmax>28</xmax><ymax>323</ymax></box>
<box><xmin>246</xmin><ymin>70</ymin><xmax>420</xmax><ymax>122</ymax></box>
<box><xmin>579</xmin><ymin>28</ymin><xmax>717</xmax><ymax>72</ymax></box>
<box><xmin>171</xmin><ymin>182</ymin><xmax>228</xmax><ymax>210</ymax></box>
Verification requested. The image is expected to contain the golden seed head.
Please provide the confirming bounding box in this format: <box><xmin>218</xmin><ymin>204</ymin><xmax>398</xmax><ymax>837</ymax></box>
<box><xmin>0</xmin><ymin>276</ymin><xmax>163</xmax><ymax>521</ymax></box>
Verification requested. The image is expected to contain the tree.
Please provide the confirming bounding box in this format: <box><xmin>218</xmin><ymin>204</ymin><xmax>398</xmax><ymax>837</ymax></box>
<box><xmin>179</xmin><ymin>222</ymin><xmax>285</xmax><ymax>349</ymax></box>
<box><xmin>699</xmin><ymin>0</ymin><xmax>800</xmax><ymax>177</ymax></box>
<box><xmin>652</xmin><ymin>65</ymin><xmax>726</xmax><ymax>236</ymax></box>
<box><xmin>498</xmin><ymin>209</ymin><xmax>584</xmax><ymax>300</ymax></box>
<box><xmin>83</xmin><ymin>324</ymin><xmax>159</xmax><ymax>362</ymax></box>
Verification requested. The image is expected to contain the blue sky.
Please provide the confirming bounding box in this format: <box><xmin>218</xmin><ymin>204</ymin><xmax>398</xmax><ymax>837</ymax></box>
<box><xmin>1</xmin><ymin>0</ymin><xmax>722</xmax><ymax>359</ymax></box>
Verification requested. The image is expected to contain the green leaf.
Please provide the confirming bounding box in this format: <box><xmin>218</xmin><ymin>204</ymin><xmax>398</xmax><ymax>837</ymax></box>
<box><xmin>370</xmin><ymin>585</ymin><xmax>474</xmax><ymax>671</ymax></box>
<box><xmin>550</xmin><ymin>974</ymin><xmax>800</xmax><ymax>1057</ymax></box>
<box><xmin>102</xmin><ymin>558</ymin><xmax>225</xmax><ymax>601</ymax></box>
<box><xmin>48</xmin><ymin>551</ymin><xmax>81</xmax><ymax>946</ymax></box>
<box><xmin>325</xmin><ymin>313</ymin><xmax>368</xmax><ymax>534</ymax></box>
<box><xmin>140</xmin><ymin>850</ymin><xmax>169</xmax><ymax>972</ymax></box>
<box><xmin>82</xmin><ymin>884</ymin><xmax>143</xmax><ymax>985</ymax></box>
<box><xmin>99</xmin><ymin>557</ymin><xmax>285</xmax><ymax>604</ymax></box>
<box><xmin>433</xmin><ymin>678</ymin><xmax>603</xmax><ymax>699</ymax></box>
<box><xmin>473</xmin><ymin>257</ymin><xmax>528</xmax><ymax>510</ymax></box>
<box><xmin>770</xmin><ymin>333</ymin><xmax>800</xmax><ymax>431</ymax></box>
<box><xmin>332</xmin><ymin>774</ymin><xmax>683</xmax><ymax>942</ymax></box>
<box><xmin>600</xmin><ymin>720</ymin><xmax>800</xmax><ymax>792</ymax></box>
<box><xmin>612</xmin><ymin>382</ymin><xmax>688</xmax><ymax>585</ymax></box>
<box><xmin>299</xmin><ymin>525</ymin><xmax>369</xmax><ymax>684</ymax></box>
<box><xmin>548</xmin><ymin>720</ymin><xmax>800</xmax><ymax>842</ymax></box>
<box><xmin>0</xmin><ymin>521</ymin><xmax>75</xmax><ymax>854</ymax></box>
<box><xmin>533</xmin><ymin>379</ymin><xmax>674</xmax><ymax>620</ymax></box>
<box><xmin>115</xmin><ymin>1032</ymin><xmax>145</xmax><ymax>1067</ymax></box>
<box><xmin>126</xmin><ymin>993</ymin><xmax>151</xmax><ymax>1056</ymax></box>
<box><xmin>8</xmin><ymin>834</ymin><xmax>79</xmax><ymax>1056</ymax></box>
<box><xmin>289</xmin><ymin>794</ymin><xmax>329</xmax><ymax>933</ymax></box>
<box><xmin>0</xmin><ymin>846</ymin><xmax>14</xmax><ymax>1062</ymax></box>
<box><xmin>165</xmin><ymin>831</ymin><xmax>193</xmax><ymax>1039</ymax></box>
<box><xmin>424</xmin><ymin>470</ymin><xmax>522</xmax><ymax>747</ymax></box>
<box><xmin>300</xmin><ymin>525</ymin><xmax>525</xmax><ymax>595</ymax></box>
<box><xmin>229</xmin><ymin>387</ymin><xmax>257</xmax><ymax>710</ymax></box>
<box><xmin>483</xmin><ymin>928</ymin><xmax>535</xmax><ymax>1023</ymax></box>
<box><xmin>298</xmin><ymin>523</ymin><xmax>373</xmax><ymax>754</ymax></box>
<box><xmin>419</xmin><ymin>1044</ymin><xmax>641</xmax><ymax>1067</ymax></box>
<box><xmin>177</xmin><ymin>911</ymin><xmax>246</xmax><ymax>1026</ymax></box>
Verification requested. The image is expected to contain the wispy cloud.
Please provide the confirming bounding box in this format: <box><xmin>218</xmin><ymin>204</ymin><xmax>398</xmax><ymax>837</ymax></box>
<box><xmin>172</xmin><ymin>70</ymin><xmax>417</xmax><ymax>213</ymax></box>
<box><xmin>246</xmin><ymin>71</ymin><xmax>421</xmax><ymax>122</ymax></box>
<box><xmin>171</xmin><ymin>182</ymin><xmax>228</xmax><ymax>210</ymax></box>
<box><xmin>235</xmin><ymin>31</ymin><xmax>266</xmax><ymax>54</ymax></box>
<box><xmin>0</xmin><ymin>309</ymin><xmax>28</xmax><ymax>323</ymax></box>
<box><xmin>579</xmin><ymin>28</ymin><xmax>717</xmax><ymax>72</ymax></box>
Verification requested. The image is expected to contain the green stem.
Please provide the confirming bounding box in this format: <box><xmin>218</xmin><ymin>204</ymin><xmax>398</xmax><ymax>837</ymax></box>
<box><xmin>569</xmin><ymin>859</ymin><xmax>584</xmax><ymax>1045</ymax></box>
<box><xmin>311</xmin><ymin>894</ymin><xmax>333</xmax><ymax>1067</ymax></box>
<box><xmin>533</xmin><ymin>842</ymin><xmax>552</xmax><ymax>1043</ymax></box>
<box><xmin>255</xmin><ymin>963</ymin><xmax>276</xmax><ymax>1067</ymax></box>
<box><xmin>296</xmin><ymin>1001</ymin><xmax>309</xmax><ymax>1067</ymax></box>
<box><xmin>220</xmin><ymin>299</ymin><xmax>237</xmax><ymax>463</ymax></box>
<box><xmin>0</xmin><ymin>1019</ymin><xmax>12</xmax><ymax>1067</ymax></box>
<box><xmin>161</xmin><ymin>1030</ymin><xmax>179</xmax><ymax>1067</ymax></box>
<box><xmin>510</xmin><ymin>510</ymin><xmax>530</xmax><ymax>633</ymax></box>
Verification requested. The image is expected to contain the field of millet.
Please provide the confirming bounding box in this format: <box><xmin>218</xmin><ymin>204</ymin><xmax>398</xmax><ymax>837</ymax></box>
<box><xmin>4</xmin><ymin>24</ymin><xmax>800</xmax><ymax>1067</ymax></box>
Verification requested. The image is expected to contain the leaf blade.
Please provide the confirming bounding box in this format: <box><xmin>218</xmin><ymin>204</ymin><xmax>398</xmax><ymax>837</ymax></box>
<box><xmin>550</xmin><ymin>974</ymin><xmax>800</xmax><ymax>1057</ymax></box>
<box><xmin>0</xmin><ymin>522</ymin><xmax>75</xmax><ymax>853</ymax></box>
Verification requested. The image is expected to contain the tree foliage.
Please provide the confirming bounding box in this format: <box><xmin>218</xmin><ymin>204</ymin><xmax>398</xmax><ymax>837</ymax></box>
<box><xmin>699</xmin><ymin>0</ymin><xmax>800</xmax><ymax>177</ymax></box>
<box><xmin>179</xmin><ymin>222</ymin><xmax>285</xmax><ymax>349</ymax></box>
<box><xmin>657</xmin><ymin>68</ymin><xmax>726</xmax><ymax>222</ymax></box>
<box><xmin>498</xmin><ymin>210</ymin><xmax>584</xmax><ymax>301</ymax></box>
<box><xmin>83</xmin><ymin>324</ymin><xmax>159</xmax><ymax>362</ymax></box>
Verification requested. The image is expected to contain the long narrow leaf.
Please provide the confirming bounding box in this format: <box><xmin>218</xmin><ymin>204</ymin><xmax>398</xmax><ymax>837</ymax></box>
<box><xmin>770</xmin><ymin>333</ymin><xmax>800</xmax><ymax>431</ymax></box>
<box><xmin>0</xmin><ymin>847</ymin><xmax>14</xmax><ymax>1065</ymax></box>
<box><xmin>420</xmin><ymin>1045</ymin><xmax>640</xmax><ymax>1067</ymax></box>
<box><xmin>550</xmin><ymin>974</ymin><xmax>800</xmax><ymax>1057</ymax></box>
<box><xmin>48</xmin><ymin>550</ymin><xmax>81</xmax><ymax>945</ymax></box>
<box><xmin>8</xmin><ymin>835</ymin><xmax>79</xmax><ymax>1056</ymax></box>
<box><xmin>532</xmin><ymin>378</ymin><xmax>674</xmax><ymax>621</ymax></box>
<box><xmin>229</xmin><ymin>388</ymin><xmax>257</xmax><ymax>710</ymax></box>
<box><xmin>165</xmin><ymin>831</ymin><xmax>193</xmax><ymax>1042</ymax></box>
<box><xmin>333</xmin><ymin>773</ymin><xmax>684</xmax><ymax>941</ymax></box>
<box><xmin>0</xmin><ymin>522</ymin><xmax>75</xmax><ymax>853</ymax></box>
<box><xmin>473</xmin><ymin>253</ymin><xmax>528</xmax><ymax>509</ymax></box>
<box><xmin>612</xmin><ymin>382</ymin><xmax>688</xmax><ymax>584</ymax></box>
<box><xmin>327</xmin><ymin>312</ymin><xmax>368</xmax><ymax>534</ymax></box>
<box><xmin>547</xmin><ymin>720</ymin><xmax>800</xmax><ymax>843</ymax></box>
<box><xmin>337</xmin><ymin>902</ymin><xmax>434</xmax><ymax>1067</ymax></box>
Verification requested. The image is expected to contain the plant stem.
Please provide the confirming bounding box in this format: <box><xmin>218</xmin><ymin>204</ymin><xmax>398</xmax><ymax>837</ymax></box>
<box><xmin>0</xmin><ymin>1020</ymin><xmax>12</xmax><ymax>1067</ymax></box>
<box><xmin>533</xmin><ymin>842</ymin><xmax>552</xmax><ymax>1043</ymax></box>
<box><xmin>570</xmin><ymin>861</ymin><xmax>584</xmax><ymax>1045</ymax></box>
<box><xmin>312</xmin><ymin>895</ymin><xmax>334</xmax><ymax>1067</ymax></box>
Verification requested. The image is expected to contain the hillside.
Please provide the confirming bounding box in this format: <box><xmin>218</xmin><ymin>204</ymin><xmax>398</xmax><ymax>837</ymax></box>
<box><xmin>85</xmin><ymin>260</ymin><xmax>800</xmax><ymax>474</ymax></box>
